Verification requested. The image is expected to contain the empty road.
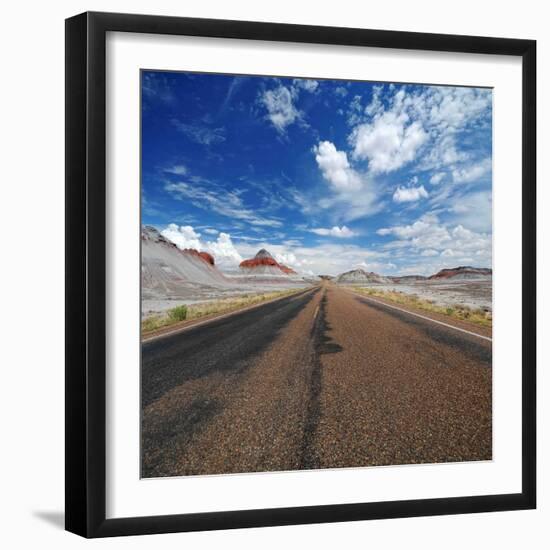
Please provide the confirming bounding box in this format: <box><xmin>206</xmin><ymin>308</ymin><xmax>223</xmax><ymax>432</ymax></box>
<box><xmin>141</xmin><ymin>283</ymin><xmax>492</xmax><ymax>477</ymax></box>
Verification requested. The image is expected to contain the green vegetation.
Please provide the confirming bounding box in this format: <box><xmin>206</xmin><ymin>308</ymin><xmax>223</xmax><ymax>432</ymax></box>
<box><xmin>351</xmin><ymin>287</ymin><xmax>492</xmax><ymax>328</ymax></box>
<box><xmin>142</xmin><ymin>288</ymin><xmax>306</xmax><ymax>335</ymax></box>
<box><xmin>168</xmin><ymin>304</ymin><xmax>188</xmax><ymax>322</ymax></box>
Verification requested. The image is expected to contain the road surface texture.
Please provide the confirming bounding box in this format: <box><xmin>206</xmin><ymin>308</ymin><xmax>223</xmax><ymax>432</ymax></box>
<box><xmin>141</xmin><ymin>283</ymin><xmax>491</xmax><ymax>477</ymax></box>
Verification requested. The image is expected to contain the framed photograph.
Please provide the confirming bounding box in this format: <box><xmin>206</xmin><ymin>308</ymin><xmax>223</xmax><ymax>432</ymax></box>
<box><xmin>65</xmin><ymin>11</ymin><xmax>536</xmax><ymax>537</ymax></box>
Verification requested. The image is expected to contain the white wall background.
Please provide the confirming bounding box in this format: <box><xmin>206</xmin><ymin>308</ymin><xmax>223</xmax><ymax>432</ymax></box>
<box><xmin>0</xmin><ymin>1</ymin><xmax>546</xmax><ymax>548</ymax></box>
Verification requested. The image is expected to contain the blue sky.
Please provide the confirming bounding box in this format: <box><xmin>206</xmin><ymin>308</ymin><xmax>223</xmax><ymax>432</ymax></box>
<box><xmin>142</xmin><ymin>70</ymin><xmax>492</xmax><ymax>276</ymax></box>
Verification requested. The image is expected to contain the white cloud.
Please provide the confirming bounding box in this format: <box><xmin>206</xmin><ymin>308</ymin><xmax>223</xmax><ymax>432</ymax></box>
<box><xmin>164</xmin><ymin>164</ymin><xmax>187</xmax><ymax>175</ymax></box>
<box><xmin>203</xmin><ymin>228</ymin><xmax>219</xmax><ymax>235</ymax></box>
<box><xmin>420</xmin><ymin>134</ymin><xmax>469</xmax><ymax>171</ymax></box>
<box><xmin>312</xmin><ymin>141</ymin><xmax>380</xmax><ymax>221</ymax></box>
<box><xmin>355</xmin><ymin>260</ymin><xmax>397</xmax><ymax>272</ymax></box>
<box><xmin>274</xmin><ymin>251</ymin><xmax>298</xmax><ymax>266</ymax></box>
<box><xmin>293</xmin><ymin>79</ymin><xmax>319</xmax><ymax>93</ymax></box>
<box><xmin>350</xmin><ymin>111</ymin><xmax>427</xmax><ymax>173</ymax></box>
<box><xmin>260</xmin><ymin>85</ymin><xmax>301</xmax><ymax>133</ymax></box>
<box><xmin>309</xmin><ymin>225</ymin><xmax>357</xmax><ymax>238</ymax></box>
<box><xmin>206</xmin><ymin>232</ymin><xmax>243</xmax><ymax>266</ymax></box>
<box><xmin>376</xmin><ymin>213</ymin><xmax>491</xmax><ymax>272</ymax></box>
<box><xmin>171</xmin><ymin>120</ymin><xmax>226</xmax><ymax>145</ymax></box>
<box><xmin>377</xmin><ymin>215</ymin><xmax>449</xmax><ymax>246</ymax></box>
<box><xmin>452</xmin><ymin>157</ymin><xmax>492</xmax><ymax>183</ymax></box>
<box><xmin>347</xmin><ymin>95</ymin><xmax>364</xmax><ymax>126</ymax></box>
<box><xmin>393</xmin><ymin>185</ymin><xmax>429</xmax><ymax>203</ymax></box>
<box><xmin>162</xmin><ymin>224</ymin><xmax>202</xmax><ymax>250</ymax></box>
<box><xmin>348</xmin><ymin>85</ymin><xmax>491</xmax><ymax>174</ymax></box>
<box><xmin>161</xmin><ymin>224</ymin><xmax>243</xmax><ymax>268</ymax></box>
<box><xmin>313</xmin><ymin>141</ymin><xmax>362</xmax><ymax>192</ymax></box>
<box><xmin>422</xmin><ymin>86</ymin><xmax>492</xmax><ymax>132</ymax></box>
<box><xmin>165</xmin><ymin>181</ymin><xmax>283</xmax><ymax>228</ymax></box>
<box><xmin>334</xmin><ymin>86</ymin><xmax>348</xmax><ymax>97</ymax></box>
<box><xmin>430</xmin><ymin>172</ymin><xmax>446</xmax><ymax>185</ymax></box>
<box><xmin>365</xmin><ymin>85</ymin><xmax>384</xmax><ymax>117</ymax></box>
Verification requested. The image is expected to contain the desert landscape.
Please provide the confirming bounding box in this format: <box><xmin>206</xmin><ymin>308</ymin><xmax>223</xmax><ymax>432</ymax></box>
<box><xmin>140</xmin><ymin>70</ymin><xmax>493</xmax><ymax>477</ymax></box>
<box><xmin>141</xmin><ymin>225</ymin><xmax>492</xmax><ymax>336</ymax></box>
<box><xmin>140</xmin><ymin>225</ymin><xmax>492</xmax><ymax>477</ymax></box>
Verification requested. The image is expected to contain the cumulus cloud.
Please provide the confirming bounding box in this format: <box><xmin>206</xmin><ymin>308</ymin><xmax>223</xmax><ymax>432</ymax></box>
<box><xmin>207</xmin><ymin>232</ymin><xmax>243</xmax><ymax>266</ymax></box>
<box><xmin>161</xmin><ymin>224</ymin><xmax>243</xmax><ymax>267</ymax></box>
<box><xmin>309</xmin><ymin>225</ymin><xmax>357</xmax><ymax>238</ymax></box>
<box><xmin>348</xmin><ymin>85</ymin><xmax>491</xmax><ymax>174</ymax></box>
<box><xmin>350</xmin><ymin>111</ymin><xmax>427</xmax><ymax>173</ymax></box>
<box><xmin>162</xmin><ymin>224</ymin><xmax>202</xmax><ymax>250</ymax></box>
<box><xmin>274</xmin><ymin>251</ymin><xmax>298</xmax><ymax>266</ymax></box>
<box><xmin>260</xmin><ymin>85</ymin><xmax>301</xmax><ymax>134</ymax></box>
<box><xmin>393</xmin><ymin>185</ymin><xmax>429</xmax><ymax>203</ymax></box>
<box><xmin>313</xmin><ymin>141</ymin><xmax>362</xmax><ymax>192</ymax></box>
<box><xmin>376</xmin><ymin>213</ymin><xmax>491</xmax><ymax>272</ymax></box>
<box><xmin>377</xmin><ymin>215</ymin><xmax>449</xmax><ymax>245</ymax></box>
<box><xmin>312</xmin><ymin>141</ymin><xmax>380</xmax><ymax>221</ymax></box>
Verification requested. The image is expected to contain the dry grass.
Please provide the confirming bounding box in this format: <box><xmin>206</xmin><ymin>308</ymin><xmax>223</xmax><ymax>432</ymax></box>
<box><xmin>142</xmin><ymin>288</ymin><xmax>307</xmax><ymax>334</ymax></box>
<box><xmin>350</xmin><ymin>287</ymin><xmax>492</xmax><ymax>328</ymax></box>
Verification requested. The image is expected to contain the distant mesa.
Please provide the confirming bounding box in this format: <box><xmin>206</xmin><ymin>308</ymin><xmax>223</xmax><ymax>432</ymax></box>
<box><xmin>334</xmin><ymin>264</ymin><xmax>492</xmax><ymax>284</ymax></box>
<box><xmin>335</xmin><ymin>268</ymin><xmax>391</xmax><ymax>284</ymax></box>
<box><xmin>429</xmin><ymin>266</ymin><xmax>492</xmax><ymax>281</ymax></box>
<box><xmin>239</xmin><ymin>249</ymin><xmax>297</xmax><ymax>276</ymax></box>
<box><xmin>389</xmin><ymin>275</ymin><xmax>427</xmax><ymax>283</ymax></box>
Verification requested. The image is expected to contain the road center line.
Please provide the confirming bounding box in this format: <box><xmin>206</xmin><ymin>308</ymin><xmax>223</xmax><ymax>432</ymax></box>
<box><xmin>313</xmin><ymin>305</ymin><xmax>319</xmax><ymax>320</ymax></box>
<box><xmin>348</xmin><ymin>290</ymin><xmax>492</xmax><ymax>342</ymax></box>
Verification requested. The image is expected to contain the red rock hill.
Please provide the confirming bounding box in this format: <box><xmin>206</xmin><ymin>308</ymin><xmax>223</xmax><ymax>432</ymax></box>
<box><xmin>182</xmin><ymin>248</ymin><xmax>215</xmax><ymax>266</ymax></box>
<box><xmin>239</xmin><ymin>249</ymin><xmax>297</xmax><ymax>275</ymax></box>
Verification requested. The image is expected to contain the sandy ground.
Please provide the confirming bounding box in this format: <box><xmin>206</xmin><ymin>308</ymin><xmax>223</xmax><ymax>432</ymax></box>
<box><xmin>346</xmin><ymin>279</ymin><xmax>493</xmax><ymax>311</ymax></box>
<box><xmin>142</xmin><ymin>278</ymin><xmax>309</xmax><ymax>317</ymax></box>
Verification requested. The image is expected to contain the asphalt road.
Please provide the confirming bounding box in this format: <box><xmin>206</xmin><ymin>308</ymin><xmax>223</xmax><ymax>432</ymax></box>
<box><xmin>141</xmin><ymin>283</ymin><xmax>492</xmax><ymax>478</ymax></box>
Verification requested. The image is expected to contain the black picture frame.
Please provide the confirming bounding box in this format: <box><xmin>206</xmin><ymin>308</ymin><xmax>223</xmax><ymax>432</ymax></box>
<box><xmin>65</xmin><ymin>11</ymin><xmax>536</xmax><ymax>538</ymax></box>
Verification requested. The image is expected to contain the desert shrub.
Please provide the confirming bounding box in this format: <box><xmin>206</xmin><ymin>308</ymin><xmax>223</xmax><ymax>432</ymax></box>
<box><xmin>142</xmin><ymin>316</ymin><xmax>164</xmax><ymax>332</ymax></box>
<box><xmin>168</xmin><ymin>305</ymin><xmax>188</xmax><ymax>322</ymax></box>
